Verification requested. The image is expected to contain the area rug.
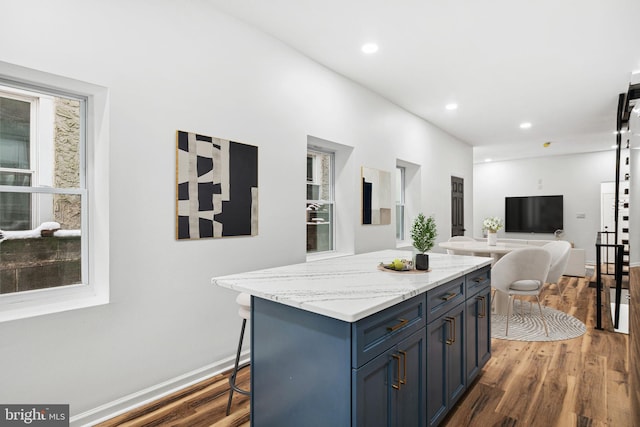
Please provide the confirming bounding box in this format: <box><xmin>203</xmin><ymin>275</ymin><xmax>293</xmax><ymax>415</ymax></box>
<box><xmin>491</xmin><ymin>300</ymin><xmax>586</xmax><ymax>342</ymax></box>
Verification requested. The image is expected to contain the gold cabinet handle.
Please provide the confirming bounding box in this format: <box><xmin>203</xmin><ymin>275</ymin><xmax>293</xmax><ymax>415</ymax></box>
<box><xmin>477</xmin><ymin>296</ymin><xmax>486</xmax><ymax>318</ymax></box>
<box><xmin>473</xmin><ymin>277</ymin><xmax>483</xmax><ymax>283</ymax></box>
<box><xmin>441</xmin><ymin>292</ymin><xmax>457</xmax><ymax>301</ymax></box>
<box><xmin>445</xmin><ymin>316</ymin><xmax>456</xmax><ymax>345</ymax></box>
<box><xmin>399</xmin><ymin>350</ymin><xmax>407</xmax><ymax>385</ymax></box>
<box><xmin>452</xmin><ymin>316</ymin><xmax>456</xmax><ymax>343</ymax></box>
<box><xmin>386</xmin><ymin>318</ymin><xmax>408</xmax><ymax>332</ymax></box>
<box><xmin>392</xmin><ymin>354</ymin><xmax>402</xmax><ymax>390</ymax></box>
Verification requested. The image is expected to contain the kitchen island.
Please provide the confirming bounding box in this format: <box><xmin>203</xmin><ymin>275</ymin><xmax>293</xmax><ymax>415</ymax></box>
<box><xmin>213</xmin><ymin>250</ymin><xmax>493</xmax><ymax>426</ymax></box>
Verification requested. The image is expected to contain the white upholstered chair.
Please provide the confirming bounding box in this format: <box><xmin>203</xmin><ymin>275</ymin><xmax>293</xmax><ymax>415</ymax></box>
<box><xmin>446</xmin><ymin>236</ymin><xmax>477</xmax><ymax>255</ymax></box>
<box><xmin>543</xmin><ymin>241</ymin><xmax>572</xmax><ymax>294</ymax></box>
<box><xmin>491</xmin><ymin>247</ymin><xmax>552</xmax><ymax>336</ymax></box>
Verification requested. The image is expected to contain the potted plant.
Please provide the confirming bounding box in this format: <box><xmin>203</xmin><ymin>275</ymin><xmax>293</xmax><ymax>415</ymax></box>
<box><xmin>482</xmin><ymin>216</ymin><xmax>503</xmax><ymax>246</ymax></box>
<box><xmin>410</xmin><ymin>213</ymin><xmax>437</xmax><ymax>270</ymax></box>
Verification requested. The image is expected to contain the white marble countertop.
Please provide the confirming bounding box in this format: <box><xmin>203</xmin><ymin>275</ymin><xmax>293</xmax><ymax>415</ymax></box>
<box><xmin>212</xmin><ymin>250</ymin><xmax>492</xmax><ymax>322</ymax></box>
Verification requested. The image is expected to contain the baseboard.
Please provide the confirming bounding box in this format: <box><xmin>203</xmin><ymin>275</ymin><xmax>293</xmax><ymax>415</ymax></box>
<box><xmin>70</xmin><ymin>351</ymin><xmax>250</xmax><ymax>427</ymax></box>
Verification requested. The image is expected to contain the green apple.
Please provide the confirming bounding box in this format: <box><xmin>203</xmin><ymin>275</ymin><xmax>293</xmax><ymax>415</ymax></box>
<box><xmin>392</xmin><ymin>258</ymin><xmax>405</xmax><ymax>270</ymax></box>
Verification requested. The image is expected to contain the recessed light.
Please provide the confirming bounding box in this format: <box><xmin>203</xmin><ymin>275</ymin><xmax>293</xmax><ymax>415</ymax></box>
<box><xmin>361</xmin><ymin>43</ymin><xmax>379</xmax><ymax>54</ymax></box>
<box><xmin>484</xmin><ymin>158</ymin><xmax>492</xmax><ymax>162</ymax></box>
<box><xmin>612</xmin><ymin>145</ymin><xmax>619</xmax><ymax>149</ymax></box>
<box><xmin>632</xmin><ymin>69</ymin><xmax>640</xmax><ymax>75</ymax></box>
<box><xmin>445</xmin><ymin>103</ymin><xmax>458</xmax><ymax>111</ymax></box>
<box><xmin>519</xmin><ymin>122</ymin><xmax>532</xmax><ymax>129</ymax></box>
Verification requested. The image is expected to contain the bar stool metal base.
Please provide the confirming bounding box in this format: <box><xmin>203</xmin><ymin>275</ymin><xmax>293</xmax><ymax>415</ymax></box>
<box><xmin>226</xmin><ymin>318</ymin><xmax>251</xmax><ymax>416</ymax></box>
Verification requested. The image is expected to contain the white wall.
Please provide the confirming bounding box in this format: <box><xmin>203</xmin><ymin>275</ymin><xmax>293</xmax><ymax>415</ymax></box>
<box><xmin>0</xmin><ymin>0</ymin><xmax>473</xmax><ymax>421</ymax></box>
<box><xmin>474</xmin><ymin>150</ymin><xmax>617</xmax><ymax>264</ymax></box>
<box><xmin>355</xmin><ymin>117</ymin><xmax>474</xmax><ymax>253</ymax></box>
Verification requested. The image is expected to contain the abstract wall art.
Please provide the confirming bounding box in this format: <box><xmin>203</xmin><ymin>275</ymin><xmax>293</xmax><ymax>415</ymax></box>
<box><xmin>361</xmin><ymin>166</ymin><xmax>391</xmax><ymax>225</ymax></box>
<box><xmin>176</xmin><ymin>130</ymin><xmax>258</xmax><ymax>240</ymax></box>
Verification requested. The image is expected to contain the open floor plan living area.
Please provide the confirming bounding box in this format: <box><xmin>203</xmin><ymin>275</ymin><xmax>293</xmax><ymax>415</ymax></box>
<box><xmin>0</xmin><ymin>1</ymin><xmax>639</xmax><ymax>426</ymax></box>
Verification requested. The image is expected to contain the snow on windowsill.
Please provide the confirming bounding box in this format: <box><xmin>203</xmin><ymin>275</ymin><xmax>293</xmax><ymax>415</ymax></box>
<box><xmin>0</xmin><ymin>222</ymin><xmax>81</xmax><ymax>241</ymax></box>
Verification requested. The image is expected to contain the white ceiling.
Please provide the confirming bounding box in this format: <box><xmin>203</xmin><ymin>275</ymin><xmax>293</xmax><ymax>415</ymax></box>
<box><xmin>208</xmin><ymin>0</ymin><xmax>640</xmax><ymax>162</ymax></box>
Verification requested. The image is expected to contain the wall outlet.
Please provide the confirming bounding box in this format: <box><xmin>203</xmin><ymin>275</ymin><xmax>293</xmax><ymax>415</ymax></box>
<box><xmin>576</xmin><ymin>212</ymin><xmax>586</xmax><ymax>219</ymax></box>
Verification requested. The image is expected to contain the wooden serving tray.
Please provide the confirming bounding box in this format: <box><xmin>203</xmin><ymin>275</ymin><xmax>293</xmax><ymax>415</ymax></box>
<box><xmin>377</xmin><ymin>265</ymin><xmax>431</xmax><ymax>273</ymax></box>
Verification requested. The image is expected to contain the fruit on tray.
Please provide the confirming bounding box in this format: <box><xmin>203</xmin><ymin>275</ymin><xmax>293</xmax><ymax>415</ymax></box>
<box><xmin>380</xmin><ymin>258</ymin><xmax>413</xmax><ymax>271</ymax></box>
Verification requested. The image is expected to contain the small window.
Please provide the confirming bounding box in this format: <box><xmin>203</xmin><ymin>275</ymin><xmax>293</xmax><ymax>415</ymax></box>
<box><xmin>0</xmin><ymin>84</ymin><xmax>84</xmax><ymax>294</ymax></box>
<box><xmin>0</xmin><ymin>65</ymin><xmax>108</xmax><ymax>322</ymax></box>
<box><xmin>306</xmin><ymin>148</ymin><xmax>334</xmax><ymax>253</ymax></box>
<box><xmin>396</xmin><ymin>166</ymin><xmax>405</xmax><ymax>241</ymax></box>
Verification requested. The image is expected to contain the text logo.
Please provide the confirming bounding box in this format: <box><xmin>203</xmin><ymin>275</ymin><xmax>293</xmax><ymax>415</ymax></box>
<box><xmin>0</xmin><ymin>405</ymin><xmax>69</xmax><ymax>426</ymax></box>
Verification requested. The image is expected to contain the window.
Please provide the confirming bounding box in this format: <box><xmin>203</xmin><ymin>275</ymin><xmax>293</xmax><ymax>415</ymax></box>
<box><xmin>0</xmin><ymin>83</ymin><xmax>84</xmax><ymax>293</ymax></box>
<box><xmin>396</xmin><ymin>166</ymin><xmax>405</xmax><ymax>241</ymax></box>
<box><xmin>306</xmin><ymin>148</ymin><xmax>334</xmax><ymax>253</ymax></box>
<box><xmin>0</xmin><ymin>93</ymin><xmax>33</xmax><ymax>230</ymax></box>
<box><xmin>0</xmin><ymin>64</ymin><xmax>109</xmax><ymax>322</ymax></box>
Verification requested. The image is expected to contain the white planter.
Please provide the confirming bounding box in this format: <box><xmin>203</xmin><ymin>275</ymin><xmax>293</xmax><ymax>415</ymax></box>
<box><xmin>487</xmin><ymin>232</ymin><xmax>497</xmax><ymax>246</ymax></box>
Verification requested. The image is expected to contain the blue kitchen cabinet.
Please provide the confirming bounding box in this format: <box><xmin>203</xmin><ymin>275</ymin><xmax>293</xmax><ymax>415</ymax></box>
<box><xmin>465</xmin><ymin>284</ymin><xmax>491</xmax><ymax>383</ymax></box>
<box><xmin>353</xmin><ymin>327</ymin><xmax>426</xmax><ymax>426</ymax></box>
<box><xmin>426</xmin><ymin>302</ymin><xmax>465</xmax><ymax>427</ymax></box>
<box><xmin>251</xmin><ymin>292</ymin><xmax>425</xmax><ymax>427</ymax></box>
<box><xmin>249</xmin><ymin>266</ymin><xmax>489</xmax><ymax>427</ymax></box>
<box><xmin>464</xmin><ymin>265</ymin><xmax>492</xmax><ymax>384</ymax></box>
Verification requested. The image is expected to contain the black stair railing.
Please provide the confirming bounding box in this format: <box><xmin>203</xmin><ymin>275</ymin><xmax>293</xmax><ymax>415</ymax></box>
<box><xmin>617</xmin><ymin>85</ymin><xmax>637</xmax><ymax>279</ymax></box>
<box><xmin>595</xmin><ymin>231</ymin><xmax>624</xmax><ymax>330</ymax></box>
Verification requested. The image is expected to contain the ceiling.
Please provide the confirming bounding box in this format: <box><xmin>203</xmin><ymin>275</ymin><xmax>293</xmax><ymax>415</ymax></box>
<box><xmin>208</xmin><ymin>0</ymin><xmax>640</xmax><ymax>163</ymax></box>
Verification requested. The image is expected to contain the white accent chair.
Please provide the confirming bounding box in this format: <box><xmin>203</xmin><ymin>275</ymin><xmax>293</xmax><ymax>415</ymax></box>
<box><xmin>446</xmin><ymin>236</ymin><xmax>477</xmax><ymax>255</ymax></box>
<box><xmin>543</xmin><ymin>241</ymin><xmax>572</xmax><ymax>294</ymax></box>
<box><xmin>491</xmin><ymin>247</ymin><xmax>552</xmax><ymax>336</ymax></box>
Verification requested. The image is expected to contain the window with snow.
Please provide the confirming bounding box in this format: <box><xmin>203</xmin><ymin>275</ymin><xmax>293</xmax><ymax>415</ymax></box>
<box><xmin>0</xmin><ymin>83</ymin><xmax>85</xmax><ymax>295</ymax></box>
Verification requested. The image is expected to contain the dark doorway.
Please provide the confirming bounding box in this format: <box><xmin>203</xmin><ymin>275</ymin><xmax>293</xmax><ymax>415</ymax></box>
<box><xmin>451</xmin><ymin>176</ymin><xmax>465</xmax><ymax>236</ymax></box>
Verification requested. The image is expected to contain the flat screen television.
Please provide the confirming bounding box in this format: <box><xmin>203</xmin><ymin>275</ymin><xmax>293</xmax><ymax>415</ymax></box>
<box><xmin>505</xmin><ymin>195</ymin><xmax>563</xmax><ymax>233</ymax></box>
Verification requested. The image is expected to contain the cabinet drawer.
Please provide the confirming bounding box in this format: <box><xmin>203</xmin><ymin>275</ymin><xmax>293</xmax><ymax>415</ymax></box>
<box><xmin>352</xmin><ymin>294</ymin><xmax>425</xmax><ymax>368</ymax></box>
<box><xmin>426</xmin><ymin>277</ymin><xmax>465</xmax><ymax>323</ymax></box>
<box><xmin>466</xmin><ymin>265</ymin><xmax>491</xmax><ymax>298</ymax></box>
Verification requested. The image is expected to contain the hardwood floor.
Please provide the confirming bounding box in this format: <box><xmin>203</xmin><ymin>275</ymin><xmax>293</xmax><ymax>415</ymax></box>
<box><xmin>442</xmin><ymin>274</ymin><xmax>631</xmax><ymax>427</ymax></box>
<box><xmin>96</xmin><ymin>367</ymin><xmax>250</xmax><ymax>427</ymax></box>
<box><xmin>96</xmin><ymin>273</ymin><xmax>633</xmax><ymax>427</ymax></box>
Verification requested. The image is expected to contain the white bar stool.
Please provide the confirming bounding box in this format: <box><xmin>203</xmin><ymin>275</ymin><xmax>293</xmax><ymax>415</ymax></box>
<box><xmin>226</xmin><ymin>292</ymin><xmax>251</xmax><ymax>416</ymax></box>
